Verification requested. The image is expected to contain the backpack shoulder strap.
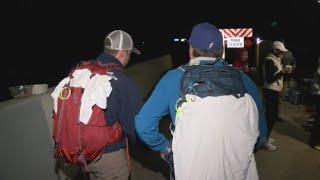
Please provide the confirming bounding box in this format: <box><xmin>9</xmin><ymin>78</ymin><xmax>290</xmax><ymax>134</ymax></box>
<box><xmin>178</xmin><ymin>65</ymin><xmax>188</xmax><ymax>72</ymax></box>
<box><xmin>95</xmin><ymin>62</ymin><xmax>124</xmax><ymax>73</ymax></box>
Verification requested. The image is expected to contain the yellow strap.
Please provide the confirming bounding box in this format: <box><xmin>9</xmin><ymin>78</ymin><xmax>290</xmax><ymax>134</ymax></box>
<box><xmin>58</xmin><ymin>87</ymin><xmax>71</xmax><ymax>100</ymax></box>
<box><xmin>174</xmin><ymin>95</ymin><xmax>193</xmax><ymax>127</ymax></box>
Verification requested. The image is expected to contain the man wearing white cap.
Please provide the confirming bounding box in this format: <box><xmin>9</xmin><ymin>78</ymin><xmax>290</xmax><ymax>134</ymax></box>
<box><xmin>262</xmin><ymin>41</ymin><xmax>292</xmax><ymax>151</ymax></box>
<box><xmin>86</xmin><ymin>29</ymin><xmax>142</xmax><ymax>180</ymax></box>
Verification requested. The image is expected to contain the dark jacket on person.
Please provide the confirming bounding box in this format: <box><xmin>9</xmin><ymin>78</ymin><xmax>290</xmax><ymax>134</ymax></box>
<box><xmin>264</xmin><ymin>54</ymin><xmax>284</xmax><ymax>84</ymax></box>
<box><xmin>96</xmin><ymin>52</ymin><xmax>142</xmax><ymax>153</ymax></box>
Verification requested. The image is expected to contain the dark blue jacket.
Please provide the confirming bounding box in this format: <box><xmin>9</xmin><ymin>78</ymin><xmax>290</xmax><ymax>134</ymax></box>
<box><xmin>96</xmin><ymin>52</ymin><xmax>142</xmax><ymax>153</ymax></box>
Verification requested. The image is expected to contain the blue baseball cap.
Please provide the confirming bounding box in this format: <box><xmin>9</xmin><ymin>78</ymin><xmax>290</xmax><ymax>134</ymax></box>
<box><xmin>189</xmin><ymin>22</ymin><xmax>223</xmax><ymax>51</ymax></box>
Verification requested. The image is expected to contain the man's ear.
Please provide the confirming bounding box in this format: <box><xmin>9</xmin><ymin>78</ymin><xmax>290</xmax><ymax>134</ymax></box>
<box><xmin>189</xmin><ymin>45</ymin><xmax>194</xmax><ymax>59</ymax></box>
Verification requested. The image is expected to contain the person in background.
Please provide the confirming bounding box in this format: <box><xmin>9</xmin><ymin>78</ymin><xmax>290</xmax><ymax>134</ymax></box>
<box><xmin>310</xmin><ymin>57</ymin><xmax>320</xmax><ymax>151</ymax></box>
<box><xmin>262</xmin><ymin>41</ymin><xmax>292</xmax><ymax>151</ymax></box>
<box><xmin>281</xmin><ymin>49</ymin><xmax>297</xmax><ymax>97</ymax></box>
<box><xmin>135</xmin><ymin>22</ymin><xmax>267</xmax><ymax>180</ymax></box>
<box><xmin>233</xmin><ymin>48</ymin><xmax>250</xmax><ymax>74</ymax></box>
<box><xmin>87</xmin><ymin>29</ymin><xmax>143</xmax><ymax>180</ymax></box>
<box><xmin>233</xmin><ymin>48</ymin><xmax>256</xmax><ymax>79</ymax></box>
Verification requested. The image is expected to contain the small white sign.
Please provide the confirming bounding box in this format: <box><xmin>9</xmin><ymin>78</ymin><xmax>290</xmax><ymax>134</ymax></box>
<box><xmin>227</xmin><ymin>37</ymin><xmax>244</xmax><ymax>48</ymax></box>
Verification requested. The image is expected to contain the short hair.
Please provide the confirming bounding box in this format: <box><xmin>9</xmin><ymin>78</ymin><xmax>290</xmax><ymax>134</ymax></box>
<box><xmin>191</xmin><ymin>48</ymin><xmax>223</xmax><ymax>58</ymax></box>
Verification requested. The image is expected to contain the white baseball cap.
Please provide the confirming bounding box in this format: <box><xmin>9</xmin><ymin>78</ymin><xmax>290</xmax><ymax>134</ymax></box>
<box><xmin>104</xmin><ymin>30</ymin><xmax>141</xmax><ymax>54</ymax></box>
<box><xmin>273</xmin><ymin>41</ymin><xmax>288</xmax><ymax>52</ymax></box>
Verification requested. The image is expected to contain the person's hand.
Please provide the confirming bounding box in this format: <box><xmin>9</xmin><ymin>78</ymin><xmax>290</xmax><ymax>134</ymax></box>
<box><xmin>244</xmin><ymin>65</ymin><xmax>250</xmax><ymax>72</ymax></box>
<box><xmin>250</xmin><ymin>67</ymin><xmax>256</xmax><ymax>71</ymax></box>
<box><xmin>282</xmin><ymin>67</ymin><xmax>291</xmax><ymax>74</ymax></box>
<box><xmin>160</xmin><ymin>152</ymin><xmax>165</xmax><ymax>160</ymax></box>
<box><xmin>282</xmin><ymin>68</ymin><xmax>287</xmax><ymax>73</ymax></box>
<box><xmin>161</xmin><ymin>139</ymin><xmax>175</xmax><ymax>178</ymax></box>
<box><xmin>162</xmin><ymin>140</ymin><xmax>173</xmax><ymax>164</ymax></box>
<box><xmin>286</xmin><ymin>65</ymin><xmax>293</xmax><ymax>74</ymax></box>
<box><xmin>282</xmin><ymin>65</ymin><xmax>292</xmax><ymax>74</ymax></box>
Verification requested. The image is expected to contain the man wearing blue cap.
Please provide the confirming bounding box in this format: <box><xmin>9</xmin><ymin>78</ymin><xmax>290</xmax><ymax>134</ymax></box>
<box><xmin>135</xmin><ymin>22</ymin><xmax>265</xmax><ymax>180</ymax></box>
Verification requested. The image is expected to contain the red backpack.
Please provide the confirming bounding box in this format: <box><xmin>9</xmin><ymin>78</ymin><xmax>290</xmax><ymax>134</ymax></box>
<box><xmin>52</xmin><ymin>61</ymin><xmax>123</xmax><ymax>171</ymax></box>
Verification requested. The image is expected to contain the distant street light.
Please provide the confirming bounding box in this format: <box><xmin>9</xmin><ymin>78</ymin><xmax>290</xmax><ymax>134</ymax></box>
<box><xmin>255</xmin><ymin>38</ymin><xmax>263</xmax><ymax>70</ymax></box>
<box><xmin>180</xmin><ymin>38</ymin><xmax>187</xmax><ymax>42</ymax></box>
<box><xmin>256</xmin><ymin>38</ymin><xmax>262</xmax><ymax>44</ymax></box>
<box><xmin>173</xmin><ymin>38</ymin><xmax>187</xmax><ymax>43</ymax></box>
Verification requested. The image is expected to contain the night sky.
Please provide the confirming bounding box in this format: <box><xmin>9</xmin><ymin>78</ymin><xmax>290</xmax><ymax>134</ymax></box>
<box><xmin>2</xmin><ymin>0</ymin><xmax>320</xmax><ymax>101</ymax></box>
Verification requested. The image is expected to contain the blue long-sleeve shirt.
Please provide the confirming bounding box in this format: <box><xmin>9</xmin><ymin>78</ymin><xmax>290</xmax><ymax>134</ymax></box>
<box><xmin>241</xmin><ymin>73</ymin><xmax>268</xmax><ymax>149</ymax></box>
<box><xmin>96</xmin><ymin>53</ymin><xmax>143</xmax><ymax>153</ymax></box>
<box><xmin>135</xmin><ymin>59</ymin><xmax>267</xmax><ymax>152</ymax></box>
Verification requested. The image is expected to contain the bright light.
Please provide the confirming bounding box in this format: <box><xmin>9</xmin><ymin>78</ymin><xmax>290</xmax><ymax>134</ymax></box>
<box><xmin>180</xmin><ymin>38</ymin><xmax>187</xmax><ymax>42</ymax></box>
<box><xmin>256</xmin><ymin>38</ymin><xmax>262</xmax><ymax>44</ymax></box>
<box><xmin>174</xmin><ymin>38</ymin><xmax>179</xmax><ymax>42</ymax></box>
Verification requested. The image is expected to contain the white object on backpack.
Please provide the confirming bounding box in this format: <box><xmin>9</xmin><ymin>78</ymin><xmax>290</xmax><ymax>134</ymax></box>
<box><xmin>172</xmin><ymin>94</ymin><xmax>259</xmax><ymax>180</ymax></box>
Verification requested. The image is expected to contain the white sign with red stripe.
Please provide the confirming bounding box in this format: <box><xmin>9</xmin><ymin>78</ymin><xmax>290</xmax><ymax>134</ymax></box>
<box><xmin>219</xmin><ymin>28</ymin><xmax>253</xmax><ymax>38</ymax></box>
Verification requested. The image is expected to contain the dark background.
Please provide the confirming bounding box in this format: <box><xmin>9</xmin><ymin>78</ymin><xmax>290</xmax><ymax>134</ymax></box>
<box><xmin>2</xmin><ymin>0</ymin><xmax>319</xmax><ymax>101</ymax></box>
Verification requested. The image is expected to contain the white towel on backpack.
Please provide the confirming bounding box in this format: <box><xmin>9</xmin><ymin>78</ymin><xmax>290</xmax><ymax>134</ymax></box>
<box><xmin>80</xmin><ymin>74</ymin><xmax>113</xmax><ymax>124</ymax></box>
<box><xmin>51</xmin><ymin>77</ymin><xmax>70</xmax><ymax>113</ymax></box>
<box><xmin>70</xmin><ymin>69</ymin><xmax>92</xmax><ymax>88</ymax></box>
<box><xmin>172</xmin><ymin>94</ymin><xmax>259</xmax><ymax>180</ymax></box>
<box><xmin>51</xmin><ymin>68</ymin><xmax>113</xmax><ymax>125</ymax></box>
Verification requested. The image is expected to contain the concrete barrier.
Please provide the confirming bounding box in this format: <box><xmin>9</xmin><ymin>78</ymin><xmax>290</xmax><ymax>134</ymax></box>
<box><xmin>126</xmin><ymin>54</ymin><xmax>173</xmax><ymax>100</ymax></box>
<box><xmin>0</xmin><ymin>55</ymin><xmax>172</xmax><ymax>180</ymax></box>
